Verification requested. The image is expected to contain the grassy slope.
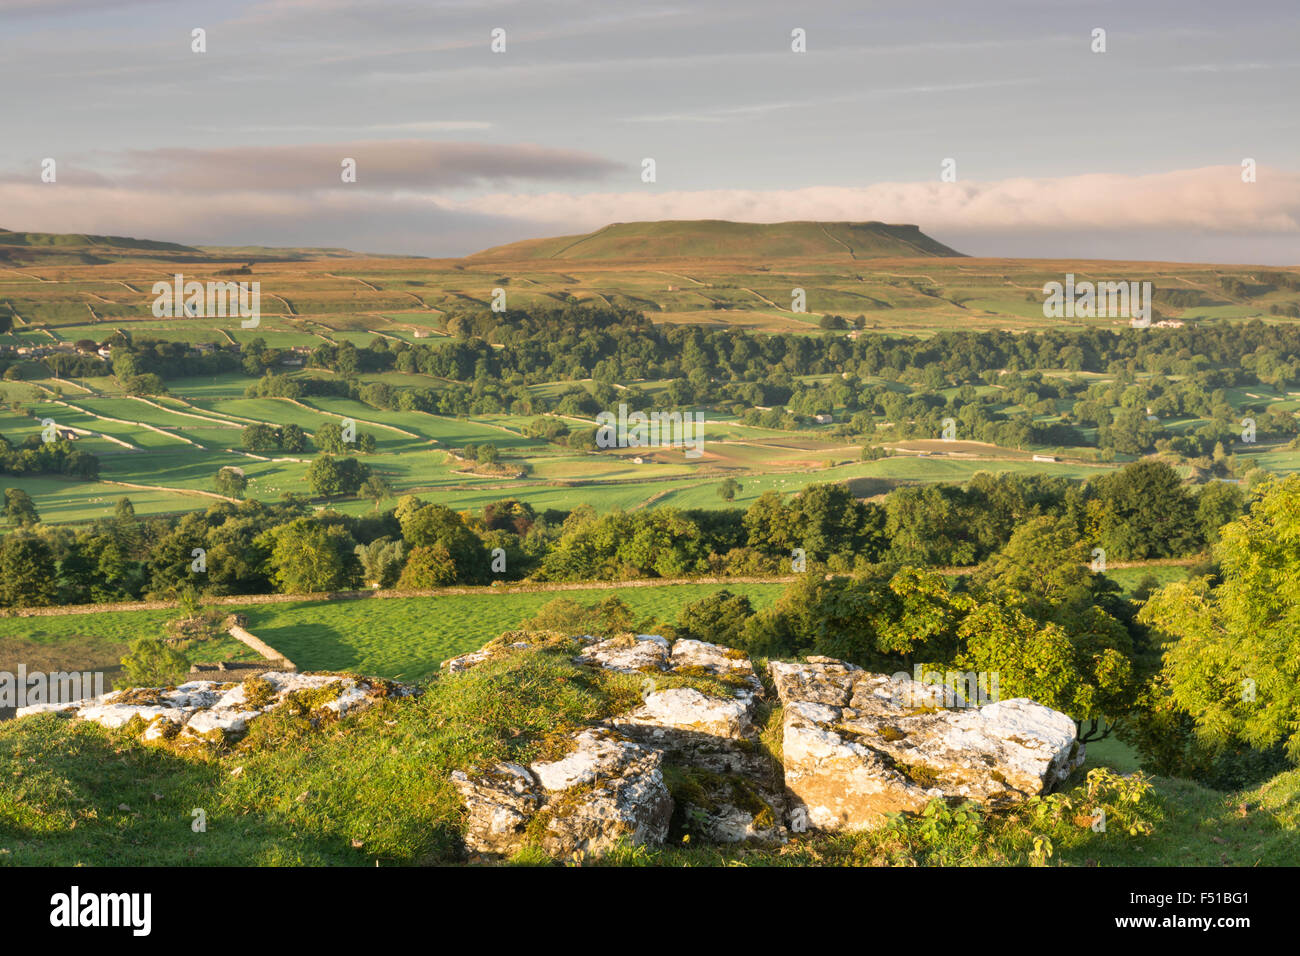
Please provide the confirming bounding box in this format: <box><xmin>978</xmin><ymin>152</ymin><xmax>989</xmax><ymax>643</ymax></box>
<box><xmin>2</xmin><ymin>642</ymin><xmax>1295</xmax><ymax>867</ymax></box>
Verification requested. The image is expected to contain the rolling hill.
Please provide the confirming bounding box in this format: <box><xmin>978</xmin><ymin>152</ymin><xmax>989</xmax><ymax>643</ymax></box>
<box><xmin>0</xmin><ymin>228</ymin><xmax>199</xmax><ymax>265</ymax></box>
<box><xmin>0</xmin><ymin>228</ymin><xmax>377</xmax><ymax>266</ymax></box>
<box><xmin>469</xmin><ymin>220</ymin><xmax>966</xmax><ymax>261</ymax></box>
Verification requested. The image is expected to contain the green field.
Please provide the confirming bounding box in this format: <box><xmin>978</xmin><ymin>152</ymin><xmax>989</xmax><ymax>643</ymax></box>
<box><xmin>0</xmin><ymin>582</ymin><xmax>788</xmax><ymax>682</ymax></box>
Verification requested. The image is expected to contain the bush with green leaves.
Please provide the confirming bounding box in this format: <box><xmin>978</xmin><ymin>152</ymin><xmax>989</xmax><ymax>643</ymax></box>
<box><xmin>116</xmin><ymin>637</ymin><xmax>191</xmax><ymax>690</ymax></box>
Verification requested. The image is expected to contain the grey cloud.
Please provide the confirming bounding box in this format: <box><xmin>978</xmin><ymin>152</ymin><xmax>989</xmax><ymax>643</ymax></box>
<box><xmin>82</xmin><ymin>141</ymin><xmax>624</xmax><ymax>192</ymax></box>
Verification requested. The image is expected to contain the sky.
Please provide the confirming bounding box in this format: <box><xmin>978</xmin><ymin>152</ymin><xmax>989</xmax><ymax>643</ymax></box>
<box><xmin>0</xmin><ymin>0</ymin><xmax>1297</xmax><ymax>263</ymax></box>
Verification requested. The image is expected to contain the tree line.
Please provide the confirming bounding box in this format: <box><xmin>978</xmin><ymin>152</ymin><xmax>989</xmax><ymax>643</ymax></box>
<box><xmin>0</xmin><ymin>459</ymin><xmax>1242</xmax><ymax>607</ymax></box>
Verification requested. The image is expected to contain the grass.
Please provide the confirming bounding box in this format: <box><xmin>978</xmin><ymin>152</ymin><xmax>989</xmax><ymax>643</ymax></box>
<box><xmin>0</xmin><ymin>582</ymin><xmax>788</xmax><ymax>682</ymax></box>
<box><xmin>3</xmin><ymin>638</ymin><xmax>1296</xmax><ymax>867</ymax></box>
<box><xmin>0</xmin><ymin>639</ymin><xmax>732</xmax><ymax>865</ymax></box>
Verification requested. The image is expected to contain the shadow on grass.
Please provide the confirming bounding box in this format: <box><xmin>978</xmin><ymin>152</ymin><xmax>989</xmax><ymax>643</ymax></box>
<box><xmin>241</xmin><ymin>618</ymin><xmax>358</xmax><ymax>674</ymax></box>
<box><xmin>0</xmin><ymin>714</ymin><xmax>375</xmax><ymax>866</ymax></box>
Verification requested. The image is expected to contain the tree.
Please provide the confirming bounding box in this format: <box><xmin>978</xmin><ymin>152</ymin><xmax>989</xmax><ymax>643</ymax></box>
<box><xmin>314</xmin><ymin>422</ymin><xmax>346</xmax><ymax>455</ymax></box>
<box><xmin>361</xmin><ymin>474</ymin><xmax>393</xmax><ymax>510</ymax></box>
<box><xmin>279</xmin><ymin>423</ymin><xmax>308</xmax><ymax>453</ymax></box>
<box><xmin>677</xmin><ymin>589</ymin><xmax>753</xmax><ymax>646</ymax></box>
<box><xmin>399</xmin><ymin>503</ymin><xmax>485</xmax><ymax>581</ymax></box>
<box><xmin>740</xmin><ymin>567</ymin><xmax>971</xmax><ymax>669</ymax></box>
<box><xmin>743</xmin><ymin>491</ymin><xmax>801</xmax><ymax>555</ymax></box>
<box><xmin>0</xmin><ymin>533</ymin><xmax>58</xmax><ymax>607</ymax></box>
<box><xmin>265</xmin><ymin>519</ymin><xmax>352</xmax><ymax>593</ymax></box>
<box><xmin>1099</xmin><ymin>407</ymin><xmax>1164</xmax><ymax>455</ymax></box>
<box><xmin>1088</xmin><ymin>460</ymin><xmax>1199</xmax><ymax>559</ymax></box>
<box><xmin>355</xmin><ymin>538</ymin><xmax>405</xmax><ymax>588</ymax></box>
<box><xmin>1139</xmin><ymin>476</ymin><xmax>1300</xmax><ymax>760</ymax></box>
<box><xmin>885</xmin><ymin>484</ymin><xmax>979</xmax><ymax>566</ymax></box>
<box><xmin>307</xmin><ymin>454</ymin><xmax>370</xmax><ymax>497</ymax></box>
<box><xmin>717</xmin><ymin>477</ymin><xmax>742</xmax><ymax>501</ymax></box>
<box><xmin>1195</xmin><ymin>480</ymin><xmax>1245</xmax><ymax>545</ymax></box>
<box><xmin>243</xmin><ymin>423</ymin><xmax>279</xmax><ymax>453</ymax></box>
<box><xmin>116</xmin><ymin>636</ymin><xmax>190</xmax><ymax>689</ymax></box>
<box><xmin>972</xmin><ymin>515</ymin><xmax>1095</xmax><ymax>610</ymax></box>
<box><xmin>214</xmin><ymin>467</ymin><xmax>248</xmax><ymax>499</ymax></box>
<box><xmin>396</xmin><ymin>543</ymin><xmax>458</xmax><ymax>589</ymax></box>
<box><xmin>3</xmin><ymin>487</ymin><xmax>39</xmax><ymax>526</ymax></box>
<box><xmin>955</xmin><ymin>598</ymin><xmax>1135</xmax><ymax>739</ymax></box>
<box><xmin>484</xmin><ymin>498</ymin><xmax>535</xmax><ymax>534</ymax></box>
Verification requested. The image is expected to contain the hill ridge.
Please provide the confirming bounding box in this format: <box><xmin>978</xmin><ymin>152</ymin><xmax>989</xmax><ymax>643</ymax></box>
<box><xmin>469</xmin><ymin>219</ymin><xmax>965</xmax><ymax>261</ymax></box>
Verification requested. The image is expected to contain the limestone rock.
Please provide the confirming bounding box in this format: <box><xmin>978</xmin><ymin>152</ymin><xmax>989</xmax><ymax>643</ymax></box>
<box><xmin>532</xmin><ymin>732</ymin><xmax>672</xmax><ymax>858</ymax></box>
<box><xmin>575</xmin><ymin>633</ymin><xmax>670</xmax><ymax>673</ymax></box>
<box><xmin>773</xmin><ymin>657</ymin><xmax>1084</xmax><ymax>832</ymax></box>
<box><xmin>769</xmin><ymin>658</ymin><xmax>860</xmax><ymax>706</ymax></box>
<box><xmin>531</xmin><ymin>729</ymin><xmax>653</xmax><ymax>791</ymax></box>
<box><xmin>608</xmin><ymin>687</ymin><xmax>754</xmax><ymax>742</ymax></box>
<box><xmin>675</xmin><ymin>770</ymin><xmax>785</xmax><ymax>844</ymax></box>
<box><xmin>669</xmin><ymin>639</ymin><xmax>763</xmax><ymax>694</ymax></box>
<box><xmin>15</xmin><ymin>672</ymin><xmax>400</xmax><ymax>745</ymax></box>
<box><xmin>454</xmin><ymin>729</ymin><xmax>672</xmax><ymax>859</ymax></box>
<box><xmin>451</xmin><ymin>763</ymin><xmax>541</xmax><ymax>855</ymax></box>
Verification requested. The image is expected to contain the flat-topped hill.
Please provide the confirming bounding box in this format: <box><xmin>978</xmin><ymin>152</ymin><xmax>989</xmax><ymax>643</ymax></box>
<box><xmin>469</xmin><ymin>220</ymin><xmax>966</xmax><ymax>261</ymax></box>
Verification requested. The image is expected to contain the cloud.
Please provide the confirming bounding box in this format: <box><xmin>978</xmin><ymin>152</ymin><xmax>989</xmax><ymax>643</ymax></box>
<box><xmin>1</xmin><ymin>161</ymin><xmax>1296</xmax><ymax>262</ymax></box>
<box><xmin>28</xmin><ymin>140</ymin><xmax>622</xmax><ymax>193</ymax></box>
<box><xmin>0</xmin><ymin>0</ymin><xmax>168</xmax><ymax>16</ymax></box>
<box><xmin>442</xmin><ymin>166</ymin><xmax>1300</xmax><ymax>238</ymax></box>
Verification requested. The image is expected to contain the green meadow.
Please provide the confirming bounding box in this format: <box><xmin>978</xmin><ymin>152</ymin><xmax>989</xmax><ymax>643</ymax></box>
<box><xmin>0</xmin><ymin>581</ymin><xmax>789</xmax><ymax>682</ymax></box>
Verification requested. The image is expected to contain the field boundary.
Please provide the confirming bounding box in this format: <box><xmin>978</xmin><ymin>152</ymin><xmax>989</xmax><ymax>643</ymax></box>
<box><xmin>0</xmin><ymin>575</ymin><xmax>804</xmax><ymax>618</ymax></box>
<box><xmin>228</xmin><ymin>623</ymin><xmax>297</xmax><ymax>671</ymax></box>
<box><xmin>0</xmin><ymin>557</ymin><xmax>1203</xmax><ymax>620</ymax></box>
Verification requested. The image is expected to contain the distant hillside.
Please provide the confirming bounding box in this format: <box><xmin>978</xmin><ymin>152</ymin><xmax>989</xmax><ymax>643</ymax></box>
<box><xmin>469</xmin><ymin>220</ymin><xmax>965</xmax><ymax>261</ymax></box>
<box><xmin>0</xmin><ymin>228</ymin><xmax>199</xmax><ymax>265</ymax></box>
<box><xmin>195</xmin><ymin>244</ymin><xmax>389</xmax><ymax>260</ymax></box>
<box><xmin>0</xmin><ymin>228</ymin><xmax>377</xmax><ymax>266</ymax></box>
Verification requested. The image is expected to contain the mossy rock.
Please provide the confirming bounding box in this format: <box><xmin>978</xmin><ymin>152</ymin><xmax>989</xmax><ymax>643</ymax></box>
<box><xmin>282</xmin><ymin>682</ymin><xmax>345</xmax><ymax>717</ymax></box>
<box><xmin>242</xmin><ymin>676</ymin><xmax>276</xmax><ymax>709</ymax></box>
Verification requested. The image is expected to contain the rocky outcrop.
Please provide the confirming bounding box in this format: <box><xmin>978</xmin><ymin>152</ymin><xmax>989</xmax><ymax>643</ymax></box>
<box><xmin>16</xmin><ymin>672</ymin><xmax>399</xmax><ymax>746</ymax></box>
<box><xmin>450</xmin><ymin>635</ymin><xmax>1083</xmax><ymax>852</ymax></box>
<box><xmin>575</xmin><ymin>633</ymin><xmax>671</xmax><ymax>673</ymax></box>
<box><xmin>771</xmin><ymin>659</ymin><xmax>1084</xmax><ymax>832</ymax></box>
<box><xmin>452</xmin><ymin>729</ymin><xmax>673</xmax><ymax>858</ymax></box>
<box><xmin>447</xmin><ymin>633</ymin><xmax>786</xmax><ymax>856</ymax></box>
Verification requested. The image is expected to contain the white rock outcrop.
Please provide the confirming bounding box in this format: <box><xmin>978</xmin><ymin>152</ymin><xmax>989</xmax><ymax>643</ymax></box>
<box><xmin>16</xmin><ymin>672</ymin><xmax>398</xmax><ymax>745</ymax></box>
<box><xmin>772</xmin><ymin>658</ymin><xmax>1084</xmax><ymax>832</ymax></box>
<box><xmin>575</xmin><ymin>633</ymin><xmax>671</xmax><ymax>673</ymax></box>
<box><xmin>453</xmin><ymin>728</ymin><xmax>672</xmax><ymax>858</ymax></box>
<box><xmin>447</xmin><ymin>632</ymin><xmax>787</xmax><ymax>853</ymax></box>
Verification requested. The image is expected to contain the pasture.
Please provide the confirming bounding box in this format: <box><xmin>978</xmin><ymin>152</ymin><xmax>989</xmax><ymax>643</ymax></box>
<box><xmin>0</xmin><ymin>581</ymin><xmax>790</xmax><ymax>681</ymax></box>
